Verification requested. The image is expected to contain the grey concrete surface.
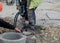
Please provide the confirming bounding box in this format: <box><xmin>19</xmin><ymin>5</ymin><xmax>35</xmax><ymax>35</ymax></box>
<box><xmin>35</xmin><ymin>0</ymin><xmax>60</xmax><ymax>26</ymax></box>
<box><xmin>26</xmin><ymin>36</ymin><xmax>36</xmax><ymax>43</ymax></box>
<box><xmin>0</xmin><ymin>3</ymin><xmax>18</xmax><ymax>18</ymax></box>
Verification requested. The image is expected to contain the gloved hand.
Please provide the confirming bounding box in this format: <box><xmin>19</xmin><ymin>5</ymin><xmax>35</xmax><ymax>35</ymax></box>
<box><xmin>15</xmin><ymin>27</ymin><xmax>21</xmax><ymax>33</ymax></box>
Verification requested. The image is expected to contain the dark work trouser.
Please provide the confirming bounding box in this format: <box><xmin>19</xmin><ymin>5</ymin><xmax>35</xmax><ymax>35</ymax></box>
<box><xmin>14</xmin><ymin>0</ymin><xmax>28</xmax><ymax>28</ymax></box>
<box><xmin>0</xmin><ymin>19</ymin><xmax>15</xmax><ymax>30</ymax></box>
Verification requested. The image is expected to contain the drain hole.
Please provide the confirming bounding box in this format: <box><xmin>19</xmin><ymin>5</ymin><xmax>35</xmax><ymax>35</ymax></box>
<box><xmin>3</xmin><ymin>33</ymin><xmax>22</xmax><ymax>40</ymax></box>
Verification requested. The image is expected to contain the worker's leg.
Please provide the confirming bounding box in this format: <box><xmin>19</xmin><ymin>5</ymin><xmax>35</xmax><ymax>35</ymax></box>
<box><xmin>20</xmin><ymin>1</ymin><xmax>28</xmax><ymax>30</ymax></box>
<box><xmin>28</xmin><ymin>9</ymin><xmax>36</xmax><ymax>30</ymax></box>
<box><xmin>14</xmin><ymin>12</ymin><xmax>20</xmax><ymax>27</ymax></box>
